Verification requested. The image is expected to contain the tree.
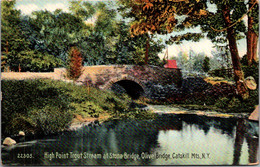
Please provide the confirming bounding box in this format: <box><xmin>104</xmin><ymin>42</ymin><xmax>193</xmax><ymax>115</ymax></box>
<box><xmin>1</xmin><ymin>0</ymin><xmax>29</xmax><ymax>71</ymax></box>
<box><xmin>1</xmin><ymin>0</ymin><xmax>61</xmax><ymax>72</ymax></box>
<box><xmin>69</xmin><ymin>1</ymin><xmax>164</xmax><ymax>66</ymax></box>
<box><xmin>118</xmin><ymin>0</ymin><xmax>256</xmax><ymax>99</ymax></box>
<box><xmin>22</xmin><ymin>10</ymin><xmax>86</xmax><ymax>62</ymax></box>
<box><xmin>193</xmin><ymin>53</ymin><xmax>206</xmax><ymax>72</ymax></box>
<box><xmin>202</xmin><ymin>56</ymin><xmax>210</xmax><ymax>72</ymax></box>
<box><xmin>67</xmin><ymin>46</ymin><xmax>83</xmax><ymax>80</ymax></box>
<box><xmin>118</xmin><ymin>0</ymin><xmax>180</xmax><ymax>64</ymax></box>
<box><xmin>69</xmin><ymin>1</ymin><xmax>117</xmax><ymax>65</ymax></box>
<box><xmin>210</xmin><ymin>50</ymin><xmax>232</xmax><ymax>70</ymax></box>
<box><xmin>172</xmin><ymin>51</ymin><xmax>206</xmax><ymax>73</ymax></box>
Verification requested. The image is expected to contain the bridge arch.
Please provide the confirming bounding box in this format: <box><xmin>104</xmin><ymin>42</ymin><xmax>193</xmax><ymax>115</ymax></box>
<box><xmin>102</xmin><ymin>76</ymin><xmax>146</xmax><ymax>99</ymax></box>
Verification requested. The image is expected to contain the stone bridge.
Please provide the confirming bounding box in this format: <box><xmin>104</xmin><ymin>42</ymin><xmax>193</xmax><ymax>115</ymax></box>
<box><xmin>57</xmin><ymin>65</ymin><xmax>182</xmax><ymax>99</ymax></box>
<box><xmin>2</xmin><ymin>65</ymin><xmax>182</xmax><ymax>99</ymax></box>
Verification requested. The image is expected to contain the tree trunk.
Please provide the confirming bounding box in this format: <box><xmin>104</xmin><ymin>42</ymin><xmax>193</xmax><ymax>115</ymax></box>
<box><xmin>247</xmin><ymin>0</ymin><xmax>258</xmax><ymax>66</ymax></box>
<box><xmin>222</xmin><ymin>5</ymin><xmax>249</xmax><ymax>99</ymax></box>
<box><xmin>247</xmin><ymin>13</ymin><xmax>254</xmax><ymax>66</ymax></box>
<box><xmin>252</xmin><ymin>31</ymin><xmax>258</xmax><ymax>62</ymax></box>
<box><xmin>145</xmin><ymin>36</ymin><xmax>150</xmax><ymax>65</ymax></box>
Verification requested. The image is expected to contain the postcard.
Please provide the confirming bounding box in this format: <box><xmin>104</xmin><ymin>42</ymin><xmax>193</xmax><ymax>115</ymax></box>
<box><xmin>1</xmin><ymin>0</ymin><xmax>259</xmax><ymax>166</ymax></box>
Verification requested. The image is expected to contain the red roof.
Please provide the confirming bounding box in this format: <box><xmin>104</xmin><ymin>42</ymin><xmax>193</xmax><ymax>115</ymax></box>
<box><xmin>164</xmin><ymin>60</ymin><xmax>178</xmax><ymax>69</ymax></box>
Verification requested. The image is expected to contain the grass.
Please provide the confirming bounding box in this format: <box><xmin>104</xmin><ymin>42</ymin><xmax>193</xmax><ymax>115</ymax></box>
<box><xmin>2</xmin><ymin>79</ymin><xmax>155</xmax><ymax>137</ymax></box>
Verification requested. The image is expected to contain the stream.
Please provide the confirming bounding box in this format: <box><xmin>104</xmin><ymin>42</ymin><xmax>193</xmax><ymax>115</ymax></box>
<box><xmin>1</xmin><ymin>106</ymin><xmax>258</xmax><ymax>165</ymax></box>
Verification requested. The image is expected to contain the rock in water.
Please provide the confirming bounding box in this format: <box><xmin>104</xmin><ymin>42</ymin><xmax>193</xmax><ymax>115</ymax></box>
<box><xmin>3</xmin><ymin>137</ymin><xmax>16</xmax><ymax>146</ymax></box>
<box><xmin>18</xmin><ymin>131</ymin><xmax>25</xmax><ymax>136</ymax></box>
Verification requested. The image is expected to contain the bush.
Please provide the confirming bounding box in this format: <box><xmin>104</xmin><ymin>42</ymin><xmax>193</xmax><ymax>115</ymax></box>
<box><xmin>71</xmin><ymin>101</ymin><xmax>104</xmax><ymax>118</ymax></box>
<box><xmin>2</xmin><ymin>79</ymin><xmax>71</xmax><ymax>135</ymax></box>
<box><xmin>29</xmin><ymin>106</ymin><xmax>72</xmax><ymax>135</ymax></box>
<box><xmin>214</xmin><ymin>89</ymin><xmax>258</xmax><ymax>113</ymax></box>
<box><xmin>226</xmin><ymin>97</ymin><xmax>242</xmax><ymax>113</ymax></box>
<box><xmin>66</xmin><ymin>46</ymin><xmax>83</xmax><ymax>80</ymax></box>
<box><xmin>215</xmin><ymin>97</ymin><xmax>230</xmax><ymax>109</ymax></box>
<box><xmin>18</xmin><ymin>51</ymin><xmax>63</xmax><ymax>72</ymax></box>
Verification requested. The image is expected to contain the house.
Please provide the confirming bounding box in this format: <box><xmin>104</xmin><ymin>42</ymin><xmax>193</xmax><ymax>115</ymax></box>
<box><xmin>164</xmin><ymin>60</ymin><xmax>178</xmax><ymax>69</ymax></box>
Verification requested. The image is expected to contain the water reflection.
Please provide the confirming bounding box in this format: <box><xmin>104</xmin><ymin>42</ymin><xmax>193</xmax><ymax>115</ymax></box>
<box><xmin>233</xmin><ymin>119</ymin><xmax>259</xmax><ymax>165</ymax></box>
<box><xmin>1</xmin><ymin>114</ymin><xmax>258</xmax><ymax>165</ymax></box>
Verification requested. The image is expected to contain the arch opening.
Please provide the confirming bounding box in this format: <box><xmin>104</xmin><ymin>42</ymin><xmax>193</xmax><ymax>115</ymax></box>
<box><xmin>110</xmin><ymin>80</ymin><xmax>144</xmax><ymax>99</ymax></box>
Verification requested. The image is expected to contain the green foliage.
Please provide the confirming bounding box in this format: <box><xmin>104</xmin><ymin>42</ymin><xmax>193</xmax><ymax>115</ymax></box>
<box><xmin>206</xmin><ymin>88</ymin><xmax>258</xmax><ymax>113</ymax></box>
<box><xmin>68</xmin><ymin>1</ymin><xmax>164</xmax><ymax>66</ymax></box>
<box><xmin>215</xmin><ymin>97</ymin><xmax>230</xmax><ymax>109</ymax></box>
<box><xmin>222</xmin><ymin>89</ymin><xmax>258</xmax><ymax>113</ymax></box>
<box><xmin>71</xmin><ymin>101</ymin><xmax>104</xmax><ymax>118</ymax></box>
<box><xmin>171</xmin><ymin>51</ymin><xmax>208</xmax><ymax>73</ymax></box>
<box><xmin>104</xmin><ymin>96</ymin><xmax>130</xmax><ymax>116</ymax></box>
<box><xmin>29</xmin><ymin>105</ymin><xmax>72</xmax><ymax>135</ymax></box>
<box><xmin>1</xmin><ymin>0</ymin><xmax>29</xmax><ymax>71</ymax></box>
<box><xmin>227</xmin><ymin>97</ymin><xmax>241</xmax><ymax>110</ymax></box>
<box><xmin>240</xmin><ymin>54</ymin><xmax>249</xmax><ymax>66</ymax></box>
<box><xmin>1</xmin><ymin>55</ymin><xmax>8</xmax><ymax>71</ymax></box>
<box><xmin>116</xmin><ymin>109</ymin><xmax>156</xmax><ymax>120</ymax></box>
<box><xmin>24</xmin><ymin>10</ymin><xmax>86</xmax><ymax>62</ymax></box>
<box><xmin>69</xmin><ymin>0</ymin><xmax>95</xmax><ymax>20</ymax></box>
<box><xmin>18</xmin><ymin>50</ymin><xmax>62</xmax><ymax>72</ymax></box>
<box><xmin>80</xmin><ymin>22</ymin><xmax>164</xmax><ymax>66</ymax></box>
<box><xmin>2</xmin><ymin>0</ymin><xmax>164</xmax><ymax>69</ymax></box>
<box><xmin>2</xmin><ymin>79</ymin><xmax>72</xmax><ymax>135</ymax></box>
<box><xmin>94</xmin><ymin>2</ymin><xmax>117</xmax><ymax>36</ymax></box>
<box><xmin>202</xmin><ymin>56</ymin><xmax>210</xmax><ymax>72</ymax></box>
<box><xmin>1</xmin><ymin>1</ymin><xmax>65</xmax><ymax>72</ymax></box>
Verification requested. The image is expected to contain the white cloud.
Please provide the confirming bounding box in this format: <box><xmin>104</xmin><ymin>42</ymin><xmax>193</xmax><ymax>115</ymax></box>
<box><xmin>43</xmin><ymin>3</ymin><xmax>69</xmax><ymax>13</ymax></box>
<box><xmin>16</xmin><ymin>4</ymin><xmax>40</xmax><ymax>15</ymax></box>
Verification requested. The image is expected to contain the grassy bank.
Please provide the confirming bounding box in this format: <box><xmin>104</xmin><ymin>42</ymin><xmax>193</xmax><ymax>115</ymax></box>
<box><xmin>2</xmin><ymin>79</ymin><xmax>154</xmax><ymax>137</ymax></box>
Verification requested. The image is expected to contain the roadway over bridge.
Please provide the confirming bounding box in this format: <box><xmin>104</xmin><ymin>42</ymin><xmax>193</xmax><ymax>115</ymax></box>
<box><xmin>2</xmin><ymin>65</ymin><xmax>182</xmax><ymax>99</ymax></box>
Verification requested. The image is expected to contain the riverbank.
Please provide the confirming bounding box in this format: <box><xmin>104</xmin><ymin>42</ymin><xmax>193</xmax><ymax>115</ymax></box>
<box><xmin>2</xmin><ymin>79</ymin><xmax>154</xmax><ymax>137</ymax></box>
<box><xmin>67</xmin><ymin>103</ymin><xmax>253</xmax><ymax>131</ymax></box>
<box><xmin>148</xmin><ymin>105</ymin><xmax>250</xmax><ymax>119</ymax></box>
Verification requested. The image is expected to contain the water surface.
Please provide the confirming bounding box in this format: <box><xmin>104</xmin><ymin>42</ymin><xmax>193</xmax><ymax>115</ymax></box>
<box><xmin>2</xmin><ymin>114</ymin><xmax>258</xmax><ymax>165</ymax></box>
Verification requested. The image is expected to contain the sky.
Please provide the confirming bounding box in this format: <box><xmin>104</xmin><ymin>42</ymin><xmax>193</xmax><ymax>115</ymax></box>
<box><xmin>15</xmin><ymin>0</ymin><xmax>248</xmax><ymax>59</ymax></box>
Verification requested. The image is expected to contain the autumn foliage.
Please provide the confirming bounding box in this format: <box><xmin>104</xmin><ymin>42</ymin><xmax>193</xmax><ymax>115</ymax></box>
<box><xmin>125</xmin><ymin>0</ymin><xmax>207</xmax><ymax>36</ymax></box>
<box><xmin>67</xmin><ymin>46</ymin><xmax>83</xmax><ymax>80</ymax></box>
